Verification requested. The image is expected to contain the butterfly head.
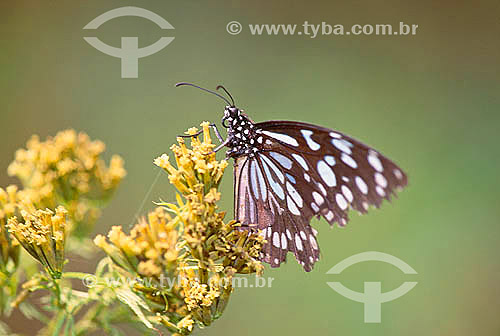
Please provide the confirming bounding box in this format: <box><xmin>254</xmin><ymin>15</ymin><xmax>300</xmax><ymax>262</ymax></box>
<box><xmin>222</xmin><ymin>105</ymin><xmax>242</xmax><ymax>127</ymax></box>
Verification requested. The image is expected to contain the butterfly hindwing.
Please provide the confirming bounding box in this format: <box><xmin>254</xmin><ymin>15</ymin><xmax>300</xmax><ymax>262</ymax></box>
<box><xmin>234</xmin><ymin>155</ymin><xmax>320</xmax><ymax>271</ymax></box>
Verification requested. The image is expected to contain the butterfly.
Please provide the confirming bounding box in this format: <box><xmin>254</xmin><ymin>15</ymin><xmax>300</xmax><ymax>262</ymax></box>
<box><xmin>176</xmin><ymin>83</ymin><xmax>408</xmax><ymax>272</ymax></box>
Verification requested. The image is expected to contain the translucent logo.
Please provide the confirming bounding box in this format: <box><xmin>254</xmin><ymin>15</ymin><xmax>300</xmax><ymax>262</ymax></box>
<box><xmin>326</xmin><ymin>251</ymin><xmax>417</xmax><ymax>323</ymax></box>
<box><xmin>83</xmin><ymin>6</ymin><xmax>175</xmax><ymax>78</ymax></box>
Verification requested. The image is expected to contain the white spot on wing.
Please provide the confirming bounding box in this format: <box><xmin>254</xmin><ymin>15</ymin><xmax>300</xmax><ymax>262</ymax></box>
<box><xmin>317</xmin><ymin>183</ymin><xmax>327</xmax><ymax>196</ymax></box>
<box><xmin>248</xmin><ymin>192</ymin><xmax>256</xmax><ymax>223</ymax></box>
<box><xmin>368</xmin><ymin>151</ymin><xmax>383</xmax><ymax>172</ymax></box>
<box><xmin>273</xmin><ymin>231</ymin><xmax>280</xmax><ymax>248</ymax></box>
<box><xmin>336</xmin><ymin>193</ymin><xmax>348</xmax><ymax>210</ymax></box>
<box><xmin>394</xmin><ymin>168</ymin><xmax>403</xmax><ymax>180</ymax></box>
<box><xmin>374</xmin><ymin>172</ymin><xmax>388</xmax><ymax>188</ymax></box>
<box><xmin>329</xmin><ymin>132</ymin><xmax>341</xmax><ymax>139</ymax></box>
<box><xmin>309</xmin><ymin>235</ymin><xmax>318</xmax><ymax>249</ymax></box>
<box><xmin>286</xmin><ymin>173</ymin><xmax>296</xmax><ymax>184</ymax></box>
<box><xmin>249</xmin><ymin>161</ymin><xmax>259</xmax><ymax>200</ymax></box>
<box><xmin>317</xmin><ymin>160</ymin><xmax>337</xmax><ymax>187</ymax></box>
<box><xmin>270</xmin><ymin>152</ymin><xmax>293</xmax><ymax>170</ymax></box>
<box><xmin>255</xmin><ymin>162</ymin><xmax>267</xmax><ymax>201</ymax></box>
<box><xmin>301</xmin><ymin>130</ymin><xmax>320</xmax><ymax>151</ymax></box>
<box><xmin>341</xmin><ymin>153</ymin><xmax>358</xmax><ymax>168</ymax></box>
<box><xmin>292</xmin><ymin>154</ymin><xmax>309</xmax><ymax>171</ymax></box>
<box><xmin>295</xmin><ymin>234</ymin><xmax>303</xmax><ymax>251</ymax></box>
<box><xmin>281</xmin><ymin>233</ymin><xmax>287</xmax><ymax>249</ymax></box>
<box><xmin>267</xmin><ymin>227</ymin><xmax>272</xmax><ymax>237</ymax></box>
<box><xmin>261</xmin><ymin>158</ymin><xmax>285</xmax><ymax>200</ymax></box>
<box><xmin>324</xmin><ymin>155</ymin><xmax>336</xmax><ymax>166</ymax></box>
<box><xmin>355</xmin><ymin>176</ymin><xmax>368</xmax><ymax>194</ymax></box>
<box><xmin>376</xmin><ymin>185</ymin><xmax>386</xmax><ymax>197</ymax></box>
<box><xmin>312</xmin><ymin>191</ymin><xmax>324</xmax><ymax>206</ymax></box>
<box><xmin>286</xmin><ymin>196</ymin><xmax>301</xmax><ymax>215</ymax></box>
<box><xmin>300</xmin><ymin>231</ymin><xmax>307</xmax><ymax>240</ymax></box>
<box><xmin>261</xmin><ymin>155</ymin><xmax>285</xmax><ymax>183</ymax></box>
<box><xmin>341</xmin><ymin>185</ymin><xmax>354</xmax><ymax>203</ymax></box>
<box><xmin>286</xmin><ymin>181</ymin><xmax>303</xmax><ymax>207</ymax></box>
<box><xmin>258</xmin><ymin>229</ymin><xmax>266</xmax><ymax>238</ymax></box>
<box><xmin>311</xmin><ymin>202</ymin><xmax>320</xmax><ymax>212</ymax></box>
<box><xmin>262</xmin><ymin>131</ymin><xmax>299</xmax><ymax>146</ymax></box>
<box><xmin>332</xmin><ymin>139</ymin><xmax>352</xmax><ymax>154</ymax></box>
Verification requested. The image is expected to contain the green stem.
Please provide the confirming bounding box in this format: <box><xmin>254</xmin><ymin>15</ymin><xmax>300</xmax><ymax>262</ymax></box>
<box><xmin>62</xmin><ymin>272</ymin><xmax>95</xmax><ymax>280</ymax></box>
<box><xmin>52</xmin><ymin>278</ymin><xmax>65</xmax><ymax>309</ymax></box>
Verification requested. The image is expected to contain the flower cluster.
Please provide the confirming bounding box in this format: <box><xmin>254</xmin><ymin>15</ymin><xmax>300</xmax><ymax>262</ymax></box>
<box><xmin>0</xmin><ymin>186</ymin><xmax>20</xmax><ymax>268</ymax></box>
<box><xmin>94</xmin><ymin>206</ymin><xmax>180</xmax><ymax>279</ymax></box>
<box><xmin>7</xmin><ymin>206</ymin><xmax>67</xmax><ymax>279</ymax></box>
<box><xmin>0</xmin><ymin>130</ymin><xmax>126</xmax><ymax>315</ymax></box>
<box><xmin>7</xmin><ymin>129</ymin><xmax>126</xmax><ymax>238</ymax></box>
<box><xmin>95</xmin><ymin>122</ymin><xmax>264</xmax><ymax>335</ymax></box>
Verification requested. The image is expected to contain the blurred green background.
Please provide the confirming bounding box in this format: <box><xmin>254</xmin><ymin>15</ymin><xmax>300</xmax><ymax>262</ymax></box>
<box><xmin>1</xmin><ymin>0</ymin><xmax>499</xmax><ymax>335</ymax></box>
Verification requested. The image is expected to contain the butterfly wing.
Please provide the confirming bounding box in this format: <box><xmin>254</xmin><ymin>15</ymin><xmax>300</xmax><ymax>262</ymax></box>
<box><xmin>234</xmin><ymin>120</ymin><xmax>408</xmax><ymax>271</ymax></box>
<box><xmin>256</xmin><ymin>121</ymin><xmax>408</xmax><ymax>223</ymax></box>
<box><xmin>234</xmin><ymin>155</ymin><xmax>320</xmax><ymax>271</ymax></box>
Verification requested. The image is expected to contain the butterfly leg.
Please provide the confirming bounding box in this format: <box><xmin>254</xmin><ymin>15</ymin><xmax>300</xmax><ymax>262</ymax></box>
<box><xmin>211</xmin><ymin>123</ymin><xmax>225</xmax><ymax>143</ymax></box>
<box><xmin>178</xmin><ymin>123</ymin><xmax>229</xmax><ymax>155</ymax></box>
<box><xmin>178</xmin><ymin>129</ymin><xmax>203</xmax><ymax>138</ymax></box>
<box><xmin>178</xmin><ymin>123</ymin><xmax>225</xmax><ymax>143</ymax></box>
<box><xmin>211</xmin><ymin>137</ymin><xmax>230</xmax><ymax>153</ymax></box>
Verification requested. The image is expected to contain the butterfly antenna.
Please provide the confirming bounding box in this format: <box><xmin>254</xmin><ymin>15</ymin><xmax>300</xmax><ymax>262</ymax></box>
<box><xmin>216</xmin><ymin>85</ymin><xmax>235</xmax><ymax>107</ymax></box>
<box><xmin>175</xmin><ymin>82</ymin><xmax>232</xmax><ymax>106</ymax></box>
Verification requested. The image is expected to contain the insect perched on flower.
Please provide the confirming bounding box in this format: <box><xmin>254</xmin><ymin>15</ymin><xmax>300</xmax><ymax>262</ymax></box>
<box><xmin>175</xmin><ymin>83</ymin><xmax>408</xmax><ymax>272</ymax></box>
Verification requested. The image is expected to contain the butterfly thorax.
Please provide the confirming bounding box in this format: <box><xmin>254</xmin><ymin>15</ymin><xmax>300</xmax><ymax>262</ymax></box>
<box><xmin>223</xmin><ymin>106</ymin><xmax>259</xmax><ymax>158</ymax></box>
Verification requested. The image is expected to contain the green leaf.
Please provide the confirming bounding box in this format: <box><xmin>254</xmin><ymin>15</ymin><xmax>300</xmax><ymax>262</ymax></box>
<box><xmin>115</xmin><ymin>288</ymin><xmax>154</xmax><ymax>330</ymax></box>
<box><xmin>18</xmin><ymin>302</ymin><xmax>50</xmax><ymax>323</ymax></box>
<box><xmin>51</xmin><ymin>310</ymin><xmax>66</xmax><ymax>336</ymax></box>
<box><xmin>63</xmin><ymin>315</ymin><xmax>75</xmax><ymax>336</ymax></box>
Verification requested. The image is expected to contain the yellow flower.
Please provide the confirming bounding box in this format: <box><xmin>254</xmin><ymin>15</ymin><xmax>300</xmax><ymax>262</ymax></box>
<box><xmin>7</xmin><ymin>129</ymin><xmax>126</xmax><ymax>239</ymax></box>
<box><xmin>0</xmin><ymin>186</ymin><xmax>22</xmax><ymax>273</ymax></box>
<box><xmin>7</xmin><ymin>206</ymin><xmax>68</xmax><ymax>279</ymax></box>
<box><xmin>177</xmin><ymin>315</ymin><xmax>194</xmax><ymax>332</ymax></box>
<box><xmin>95</xmin><ymin>207</ymin><xmax>180</xmax><ymax>279</ymax></box>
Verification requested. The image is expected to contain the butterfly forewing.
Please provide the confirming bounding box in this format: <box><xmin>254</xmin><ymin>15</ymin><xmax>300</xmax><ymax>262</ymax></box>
<box><xmin>257</xmin><ymin>121</ymin><xmax>407</xmax><ymax>218</ymax></box>
<box><xmin>234</xmin><ymin>120</ymin><xmax>407</xmax><ymax>271</ymax></box>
